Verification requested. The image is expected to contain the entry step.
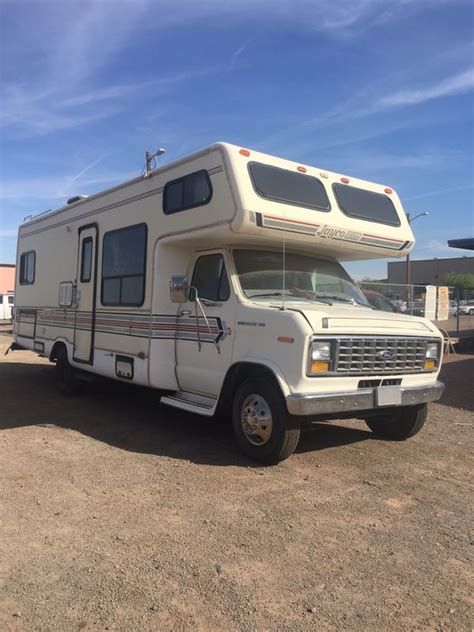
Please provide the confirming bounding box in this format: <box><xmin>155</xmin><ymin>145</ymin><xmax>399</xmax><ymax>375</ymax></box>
<box><xmin>160</xmin><ymin>391</ymin><xmax>217</xmax><ymax>416</ymax></box>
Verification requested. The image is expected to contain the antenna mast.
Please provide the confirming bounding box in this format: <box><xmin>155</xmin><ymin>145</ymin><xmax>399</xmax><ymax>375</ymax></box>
<box><xmin>144</xmin><ymin>147</ymin><xmax>166</xmax><ymax>177</ymax></box>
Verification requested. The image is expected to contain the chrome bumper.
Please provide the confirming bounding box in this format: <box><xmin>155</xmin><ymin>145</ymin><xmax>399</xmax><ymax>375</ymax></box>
<box><xmin>286</xmin><ymin>381</ymin><xmax>445</xmax><ymax>416</ymax></box>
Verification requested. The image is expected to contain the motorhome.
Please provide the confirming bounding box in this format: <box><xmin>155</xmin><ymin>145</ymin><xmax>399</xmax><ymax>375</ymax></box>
<box><xmin>11</xmin><ymin>143</ymin><xmax>444</xmax><ymax>463</ymax></box>
<box><xmin>0</xmin><ymin>292</ymin><xmax>14</xmax><ymax>321</ymax></box>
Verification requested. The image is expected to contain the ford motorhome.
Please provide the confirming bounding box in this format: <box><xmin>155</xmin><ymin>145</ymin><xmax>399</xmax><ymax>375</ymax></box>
<box><xmin>11</xmin><ymin>143</ymin><xmax>444</xmax><ymax>463</ymax></box>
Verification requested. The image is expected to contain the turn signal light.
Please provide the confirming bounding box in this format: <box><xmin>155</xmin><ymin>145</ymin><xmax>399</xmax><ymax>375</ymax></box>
<box><xmin>310</xmin><ymin>361</ymin><xmax>330</xmax><ymax>373</ymax></box>
<box><xmin>424</xmin><ymin>359</ymin><xmax>436</xmax><ymax>370</ymax></box>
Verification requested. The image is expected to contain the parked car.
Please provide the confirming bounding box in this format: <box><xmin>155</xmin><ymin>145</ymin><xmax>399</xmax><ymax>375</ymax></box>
<box><xmin>362</xmin><ymin>290</ymin><xmax>401</xmax><ymax>313</ymax></box>
<box><xmin>407</xmin><ymin>300</ymin><xmax>426</xmax><ymax>317</ymax></box>
<box><xmin>457</xmin><ymin>301</ymin><xmax>474</xmax><ymax>315</ymax></box>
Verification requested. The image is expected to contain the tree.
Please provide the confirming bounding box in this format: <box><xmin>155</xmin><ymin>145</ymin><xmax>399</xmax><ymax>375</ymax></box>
<box><xmin>440</xmin><ymin>272</ymin><xmax>474</xmax><ymax>299</ymax></box>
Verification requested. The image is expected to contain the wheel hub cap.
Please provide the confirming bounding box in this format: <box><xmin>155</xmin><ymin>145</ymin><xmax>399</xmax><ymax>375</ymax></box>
<box><xmin>241</xmin><ymin>394</ymin><xmax>273</xmax><ymax>446</ymax></box>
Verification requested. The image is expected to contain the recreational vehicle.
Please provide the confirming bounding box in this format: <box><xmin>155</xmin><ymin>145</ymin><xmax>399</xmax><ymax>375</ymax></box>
<box><xmin>11</xmin><ymin>143</ymin><xmax>444</xmax><ymax>463</ymax></box>
<box><xmin>0</xmin><ymin>292</ymin><xmax>14</xmax><ymax>321</ymax></box>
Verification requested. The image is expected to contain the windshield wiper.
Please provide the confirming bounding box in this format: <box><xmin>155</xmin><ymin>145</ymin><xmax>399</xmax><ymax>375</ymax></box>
<box><xmin>248</xmin><ymin>292</ymin><xmax>285</xmax><ymax>298</ymax></box>
<box><xmin>315</xmin><ymin>294</ymin><xmax>355</xmax><ymax>304</ymax></box>
<box><xmin>249</xmin><ymin>291</ymin><xmax>332</xmax><ymax>305</ymax></box>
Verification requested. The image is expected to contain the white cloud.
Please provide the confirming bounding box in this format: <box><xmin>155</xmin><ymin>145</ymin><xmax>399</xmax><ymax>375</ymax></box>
<box><xmin>0</xmin><ymin>229</ymin><xmax>19</xmax><ymax>239</ymax></box>
<box><xmin>404</xmin><ymin>184</ymin><xmax>474</xmax><ymax>201</ymax></box>
<box><xmin>0</xmin><ymin>171</ymin><xmax>135</xmax><ymax>201</ymax></box>
<box><xmin>375</xmin><ymin>68</ymin><xmax>474</xmax><ymax>109</ymax></box>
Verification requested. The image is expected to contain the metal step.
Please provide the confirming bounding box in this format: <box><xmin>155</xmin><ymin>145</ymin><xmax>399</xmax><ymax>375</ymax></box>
<box><xmin>160</xmin><ymin>391</ymin><xmax>217</xmax><ymax>417</ymax></box>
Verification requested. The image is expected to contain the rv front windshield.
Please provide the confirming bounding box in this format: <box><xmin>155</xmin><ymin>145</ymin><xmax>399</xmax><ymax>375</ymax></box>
<box><xmin>233</xmin><ymin>249</ymin><xmax>369</xmax><ymax>307</ymax></box>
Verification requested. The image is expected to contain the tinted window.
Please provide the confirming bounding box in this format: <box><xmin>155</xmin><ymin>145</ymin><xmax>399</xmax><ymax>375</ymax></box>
<box><xmin>101</xmin><ymin>224</ymin><xmax>147</xmax><ymax>306</ymax></box>
<box><xmin>8</xmin><ymin>296</ymin><xmax>14</xmax><ymax>304</ymax></box>
<box><xmin>163</xmin><ymin>170</ymin><xmax>212</xmax><ymax>214</ymax></box>
<box><xmin>80</xmin><ymin>237</ymin><xmax>93</xmax><ymax>282</ymax></box>
<box><xmin>333</xmin><ymin>183</ymin><xmax>400</xmax><ymax>226</ymax></box>
<box><xmin>0</xmin><ymin>295</ymin><xmax>3</xmax><ymax>304</ymax></box>
<box><xmin>20</xmin><ymin>251</ymin><xmax>35</xmax><ymax>284</ymax></box>
<box><xmin>191</xmin><ymin>254</ymin><xmax>230</xmax><ymax>302</ymax></box>
<box><xmin>248</xmin><ymin>162</ymin><xmax>330</xmax><ymax>211</ymax></box>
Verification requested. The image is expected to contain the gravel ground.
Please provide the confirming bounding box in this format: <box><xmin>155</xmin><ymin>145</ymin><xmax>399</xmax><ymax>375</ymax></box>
<box><xmin>0</xmin><ymin>335</ymin><xmax>472</xmax><ymax>631</ymax></box>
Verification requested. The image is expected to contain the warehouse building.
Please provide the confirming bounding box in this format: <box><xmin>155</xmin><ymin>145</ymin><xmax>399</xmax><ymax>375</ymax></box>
<box><xmin>387</xmin><ymin>256</ymin><xmax>474</xmax><ymax>286</ymax></box>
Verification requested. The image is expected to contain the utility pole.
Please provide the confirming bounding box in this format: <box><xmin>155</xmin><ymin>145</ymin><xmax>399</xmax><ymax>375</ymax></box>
<box><xmin>405</xmin><ymin>211</ymin><xmax>430</xmax><ymax>312</ymax></box>
<box><xmin>406</xmin><ymin>212</ymin><xmax>411</xmax><ymax>287</ymax></box>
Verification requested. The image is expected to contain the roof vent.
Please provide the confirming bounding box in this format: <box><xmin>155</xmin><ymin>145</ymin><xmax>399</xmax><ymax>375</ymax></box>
<box><xmin>67</xmin><ymin>195</ymin><xmax>88</xmax><ymax>205</ymax></box>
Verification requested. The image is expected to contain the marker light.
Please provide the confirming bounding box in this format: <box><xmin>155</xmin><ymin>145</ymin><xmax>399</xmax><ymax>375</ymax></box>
<box><xmin>297</xmin><ymin>166</ymin><xmax>307</xmax><ymax>173</ymax></box>
<box><xmin>384</xmin><ymin>187</ymin><xmax>393</xmax><ymax>194</ymax></box>
<box><xmin>341</xmin><ymin>177</ymin><xmax>350</xmax><ymax>184</ymax></box>
<box><xmin>239</xmin><ymin>148</ymin><xmax>250</xmax><ymax>157</ymax></box>
<box><xmin>311</xmin><ymin>361</ymin><xmax>330</xmax><ymax>373</ymax></box>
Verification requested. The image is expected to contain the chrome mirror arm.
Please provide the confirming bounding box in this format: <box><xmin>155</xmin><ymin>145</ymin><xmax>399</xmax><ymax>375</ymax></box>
<box><xmin>192</xmin><ymin>289</ymin><xmax>221</xmax><ymax>354</ymax></box>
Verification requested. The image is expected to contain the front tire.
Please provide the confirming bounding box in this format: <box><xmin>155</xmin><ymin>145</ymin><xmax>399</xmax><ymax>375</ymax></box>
<box><xmin>232</xmin><ymin>377</ymin><xmax>301</xmax><ymax>464</ymax></box>
<box><xmin>365</xmin><ymin>403</ymin><xmax>427</xmax><ymax>440</ymax></box>
<box><xmin>55</xmin><ymin>347</ymin><xmax>84</xmax><ymax>396</ymax></box>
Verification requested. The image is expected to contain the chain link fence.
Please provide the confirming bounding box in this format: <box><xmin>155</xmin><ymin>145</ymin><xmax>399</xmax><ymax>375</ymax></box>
<box><xmin>356</xmin><ymin>281</ymin><xmax>462</xmax><ymax>335</ymax></box>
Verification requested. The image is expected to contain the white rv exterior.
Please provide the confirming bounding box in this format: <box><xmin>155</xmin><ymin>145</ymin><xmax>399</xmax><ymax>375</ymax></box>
<box><xmin>12</xmin><ymin>142</ymin><xmax>444</xmax><ymax>463</ymax></box>
<box><xmin>0</xmin><ymin>292</ymin><xmax>14</xmax><ymax>321</ymax></box>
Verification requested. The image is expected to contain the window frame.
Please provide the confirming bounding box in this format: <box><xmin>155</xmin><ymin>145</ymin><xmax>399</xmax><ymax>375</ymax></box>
<box><xmin>101</xmin><ymin>223</ymin><xmax>148</xmax><ymax>307</ymax></box>
<box><xmin>191</xmin><ymin>253</ymin><xmax>231</xmax><ymax>303</ymax></box>
<box><xmin>80</xmin><ymin>237</ymin><xmax>93</xmax><ymax>283</ymax></box>
<box><xmin>248</xmin><ymin>161</ymin><xmax>331</xmax><ymax>212</ymax></box>
<box><xmin>19</xmin><ymin>250</ymin><xmax>36</xmax><ymax>285</ymax></box>
<box><xmin>332</xmin><ymin>183</ymin><xmax>401</xmax><ymax>227</ymax></box>
<box><xmin>163</xmin><ymin>169</ymin><xmax>213</xmax><ymax>215</ymax></box>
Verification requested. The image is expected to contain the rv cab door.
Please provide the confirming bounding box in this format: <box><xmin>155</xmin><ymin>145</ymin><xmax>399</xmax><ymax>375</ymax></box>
<box><xmin>175</xmin><ymin>252</ymin><xmax>235</xmax><ymax>397</ymax></box>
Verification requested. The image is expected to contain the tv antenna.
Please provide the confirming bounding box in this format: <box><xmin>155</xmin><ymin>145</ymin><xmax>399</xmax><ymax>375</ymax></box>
<box><xmin>144</xmin><ymin>147</ymin><xmax>166</xmax><ymax>177</ymax></box>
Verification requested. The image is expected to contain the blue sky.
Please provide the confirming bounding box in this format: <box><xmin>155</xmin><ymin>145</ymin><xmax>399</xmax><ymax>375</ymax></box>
<box><xmin>0</xmin><ymin>0</ymin><xmax>473</xmax><ymax>279</ymax></box>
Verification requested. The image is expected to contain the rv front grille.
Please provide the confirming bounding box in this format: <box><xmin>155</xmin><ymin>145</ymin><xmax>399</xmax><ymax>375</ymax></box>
<box><xmin>333</xmin><ymin>336</ymin><xmax>433</xmax><ymax>375</ymax></box>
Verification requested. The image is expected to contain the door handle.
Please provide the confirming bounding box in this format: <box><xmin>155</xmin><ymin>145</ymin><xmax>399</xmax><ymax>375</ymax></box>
<box><xmin>179</xmin><ymin>309</ymin><xmax>192</xmax><ymax>316</ymax></box>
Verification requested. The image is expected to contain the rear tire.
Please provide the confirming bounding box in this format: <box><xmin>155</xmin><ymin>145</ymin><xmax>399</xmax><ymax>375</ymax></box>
<box><xmin>232</xmin><ymin>377</ymin><xmax>300</xmax><ymax>464</ymax></box>
<box><xmin>55</xmin><ymin>347</ymin><xmax>84</xmax><ymax>396</ymax></box>
<box><xmin>365</xmin><ymin>403</ymin><xmax>427</xmax><ymax>440</ymax></box>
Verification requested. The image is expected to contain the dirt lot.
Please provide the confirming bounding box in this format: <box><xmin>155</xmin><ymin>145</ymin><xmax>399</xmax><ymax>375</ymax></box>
<box><xmin>0</xmin><ymin>336</ymin><xmax>472</xmax><ymax>631</ymax></box>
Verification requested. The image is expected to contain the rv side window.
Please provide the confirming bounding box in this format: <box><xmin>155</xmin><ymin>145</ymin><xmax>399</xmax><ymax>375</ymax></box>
<box><xmin>191</xmin><ymin>254</ymin><xmax>230</xmax><ymax>302</ymax></box>
<box><xmin>163</xmin><ymin>170</ymin><xmax>212</xmax><ymax>214</ymax></box>
<box><xmin>80</xmin><ymin>237</ymin><xmax>93</xmax><ymax>283</ymax></box>
<box><xmin>8</xmin><ymin>296</ymin><xmax>14</xmax><ymax>304</ymax></box>
<box><xmin>248</xmin><ymin>162</ymin><xmax>331</xmax><ymax>212</ymax></box>
<box><xmin>333</xmin><ymin>183</ymin><xmax>400</xmax><ymax>226</ymax></box>
<box><xmin>20</xmin><ymin>251</ymin><xmax>35</xmax><ymax>285</ymax></box>
<box><xmin>101</xmin><ymin>223</ymin><xmax>147</xmax><ymax>306</ymax></box>
<box><xmin>0</xmin><ymin>295</ymin><xmax>3</xmax><ymax>304</ymax></box>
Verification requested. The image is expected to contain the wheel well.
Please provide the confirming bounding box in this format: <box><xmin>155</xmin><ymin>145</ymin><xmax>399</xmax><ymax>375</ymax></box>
<box><xmin>49</xmin><ymin>341</ymin><xmax>67</xmax><ymax>362</ymax></box>
<box><xmin>216</xmin><ymin>363</ymin><xmax>283</xmax><ymax>414</ymax></box>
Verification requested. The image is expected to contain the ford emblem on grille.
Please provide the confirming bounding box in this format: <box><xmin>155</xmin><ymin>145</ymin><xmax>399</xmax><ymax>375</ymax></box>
<box><xmin>378</xmin><ymin>350</ymin><xmax>394</xmax><ymax>360</ymax></box>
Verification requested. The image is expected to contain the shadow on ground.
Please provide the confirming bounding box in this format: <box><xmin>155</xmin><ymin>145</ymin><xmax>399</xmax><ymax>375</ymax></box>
<box><xmin>438</xmin><ymin>356</ymin><xmax>474</xmax><ymax>412</ymax></box>
<box><xmin>0</xmin><ymin>361</ymin><xmax>373</xmax><ymax>465</ymax></box>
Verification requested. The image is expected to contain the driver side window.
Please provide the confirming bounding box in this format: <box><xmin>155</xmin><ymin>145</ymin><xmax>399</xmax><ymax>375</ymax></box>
<box><xmin>191</xmin><ymin>254</ymin><xmax>230</xmax><ymax>302</ymax></box>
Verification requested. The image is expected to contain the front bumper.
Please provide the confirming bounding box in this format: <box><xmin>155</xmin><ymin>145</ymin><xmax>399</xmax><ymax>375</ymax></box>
<box><xmin>286</xmin><ymin>381</ymin><xmax>445</xmax><ymax>416</ymax></box>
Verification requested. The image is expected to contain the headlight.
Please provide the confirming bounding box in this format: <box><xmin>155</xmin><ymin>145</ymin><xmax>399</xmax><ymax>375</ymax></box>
<box><xmin>308</xmin><ymin>340</ymin><xmax>332</xmax><ymax>374</ymax></box>
<box><xmin>424</xmin><ymin>341</ymin><xmax>440</xmax><ymax>370</ymax></box>
<box><xmin>425</xmin><ymin>342</ymin><xmax>439</xmax><ymax>359</ymax></box>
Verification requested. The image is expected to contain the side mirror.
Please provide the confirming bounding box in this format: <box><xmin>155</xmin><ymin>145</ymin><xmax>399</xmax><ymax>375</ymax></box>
<box><xmin>170</xmin><ymin>275</ymin><xmax>190</xmax><ymax>303</ymax></box>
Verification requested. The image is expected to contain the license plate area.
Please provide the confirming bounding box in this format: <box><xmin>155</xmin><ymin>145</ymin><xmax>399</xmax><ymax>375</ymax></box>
<box><xmin>375</xmin><ymin>385</ymin><xmax>402</xmax><ymax>407</ymax></box>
